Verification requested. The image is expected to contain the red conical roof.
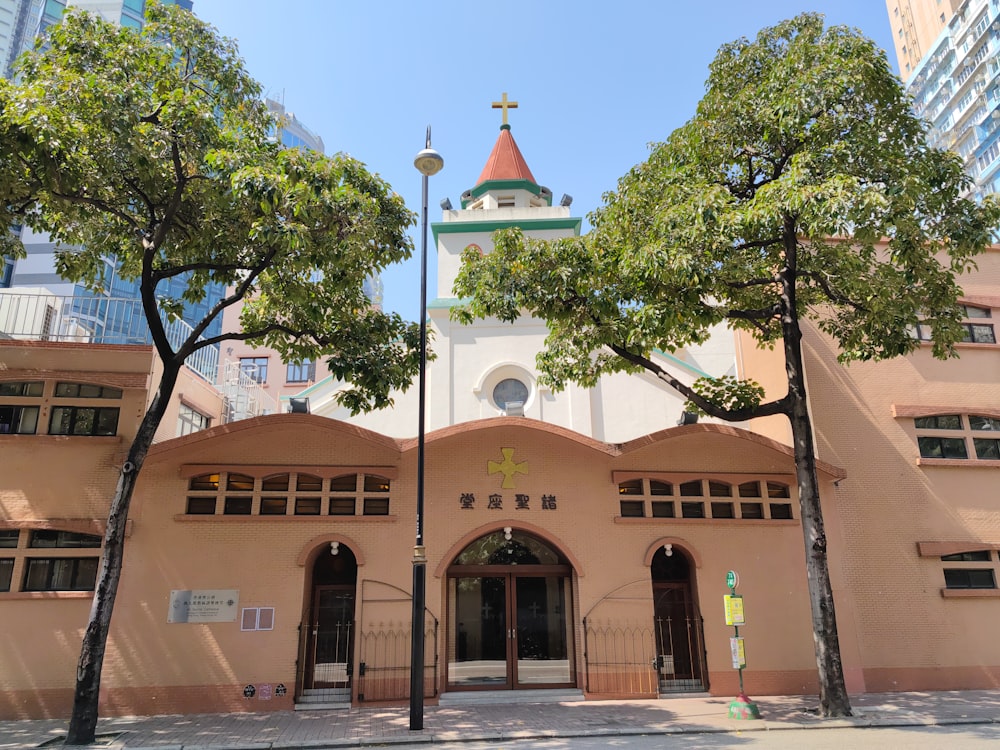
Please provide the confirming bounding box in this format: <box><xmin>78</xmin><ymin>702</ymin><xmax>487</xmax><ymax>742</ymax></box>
<box><xmin>475</xmin><ymin>125</ymin><xmax>537</xmax><ymax>187</ymax></box>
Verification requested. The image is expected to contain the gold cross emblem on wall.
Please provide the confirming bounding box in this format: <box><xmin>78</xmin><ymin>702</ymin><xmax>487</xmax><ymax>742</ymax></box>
<box><xmin>492</xmin><ymin>92</ymin><xmax>519</xmax><ymax>125</ymax></box>
<box><xmin>488</xmin><ymin>447</ymin><xmax>528</xmax><ymax>489</ymax></box>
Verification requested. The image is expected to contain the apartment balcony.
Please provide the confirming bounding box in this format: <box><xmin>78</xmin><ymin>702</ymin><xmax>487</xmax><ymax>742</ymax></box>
<box><xmin>0</xmin><ymin>288</ymin><xmax>218</xmax><ymax>382</ymax></box>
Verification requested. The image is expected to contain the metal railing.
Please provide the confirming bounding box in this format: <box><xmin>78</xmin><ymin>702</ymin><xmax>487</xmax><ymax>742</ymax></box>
<box><xmin>0</xmin><ymin>289</ymin><xmax>218</xmax><ymax>382</ymax></box>
<box><xmin>357</xmin><ymin>617</ymin><xmax>438</xmax><ymax>702</ymax></box>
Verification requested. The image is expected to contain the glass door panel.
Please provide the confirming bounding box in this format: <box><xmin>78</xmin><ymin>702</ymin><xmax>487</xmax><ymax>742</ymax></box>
<box><xmin>515</xmin><ymin>576</ymin><xmax>571</xmax><ymax>685</ymax></box>
<box><xmin>448</xmin><ymin>576</ymin><xmax>509</xmax><ymax>687</ymax></box>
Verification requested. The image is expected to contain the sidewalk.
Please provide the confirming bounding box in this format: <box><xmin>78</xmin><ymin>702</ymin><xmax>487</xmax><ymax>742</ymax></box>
<box><xmin>2</xmin><ymin>690</ymin><xmax>999</xmax><ymax>749</ymax></box>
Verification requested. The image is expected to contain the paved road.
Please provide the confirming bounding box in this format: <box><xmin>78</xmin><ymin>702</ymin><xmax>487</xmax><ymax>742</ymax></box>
<box><xmin>384</xmin><ymin>724</ymin><xmax>1000</xmax><ymax>749</ymax></box>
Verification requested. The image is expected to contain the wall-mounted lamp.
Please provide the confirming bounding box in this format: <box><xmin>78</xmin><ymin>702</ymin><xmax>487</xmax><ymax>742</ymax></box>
<box><xmin>677</xmin><ymin>410</ymin><xmax>699</xmax><ymax>426</ymax></box>
<box><xmin>289</xmin><ymin>397</ymin><xmax>310</xmax><ymax>414</ymax></box>
<box><xmin>330</xmin><ymin>541</ymin><xmax>340</xmax><ymax>556</ymax></box>
<box><xmin>559</xmin><ymin>193</ymin><xmax>573</xmax><ymax>207</ymax></box>
<box><xmin>440</xmin><ymin>197</ymin><xmax>453</xmax><ymax>210</ymax></box>
<box><xmin>663</xmin><ymin>543</ymin><xmax>673</xmax><ymax>557</ymax></box>
<box><xmin>503</xmin><ymin>526</ymin><xmax>513</xmax><ymax>541</ymax></box>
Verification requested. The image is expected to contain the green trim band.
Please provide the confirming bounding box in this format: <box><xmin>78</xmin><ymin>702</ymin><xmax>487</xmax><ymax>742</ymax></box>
<box><xmin>467</xmin><ymin>179</ymin><xmax>543</xmax><ymax>203</ymax></box>
<box><xmin>432</xmin><ymin>217</ymin><xmax>581</xmax><ymax>243</ymax></box>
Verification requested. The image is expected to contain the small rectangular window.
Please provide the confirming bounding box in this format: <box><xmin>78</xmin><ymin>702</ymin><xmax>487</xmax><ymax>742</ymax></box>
<box><xmin>918</xmin><ymin>436</ymin><xmax>969</xmax><ymax>459</ymax></box>
<box><xmin>224</xmin><ymin>497</ymin><xmax>252</xmax><ymax>515</ymax></box>
<box><xmin>618</xmin><ymin>479</ymin><xmax>643</xmax><ymax>495</ymax></box>
<box><xmin>649</xmin><ymin>481</ymin><xmax>672</xmax><ymax>496</ymax></box>
<box><xmin>363</xmin><ymin>475</ymin><xmax>390</xmax><ymax>492</ymax></box>
<box><xmin>23</xmin><ymin>557</ymin><xmax>99</xmax><ymax>591</ymax></box>
<box><xmin>239</xmin><ymin>357</ymin><xmax>269</xmax><ymax>384</ymax></box>
<box><xmin>973</xmin><ymin>438</ymin><xmax>1000</xmax><ymax>459</ymax></box>
<box><xmin>186</xmin><ymin>497</ymin><xmax>216</xmax><ymax>514</ymax></box>
<box><xmin>0</xmin><ymin>381</ymin><xmax>43</xmax><ymax>397</ymax></box>
<box><xmin>260</xmin><ymin>497</ymin><xmax>288</xmax><ymax>515</ymax></box>
<box><xmin>619</xmin><ymin>500</ymin><xmax>644</xmax><ymax>517</ymax></box>
<box><xmin>711</xmin><ymin>501</ymin><xmax>735</xmax><ymax>518</ymax></box>
<box><xmin>679</xmin><ymin>481</ymin><xmax>702</xmax><ymax>497</ymax></box>
<box><xmin>944</xmin><ymin>568</ymin><xmax>996</xmax><ymax>589</ymax></box>
<box><xmin>262</xmin><ymin>474</ymin><xmax>289</xmax><ymax>491</ymax></box>
<box><xmin>766</xmin><ymin>482</ymin><xmax>791</xmax><ymax>499</ymax></box>
<box><xmin>0</xmin><ymin>530</ymin><xmax>19</xmax><ymax>548</ymax></box>
<box><xmin>299</xmin><ymin>474</ymin><xmax>326</xmax><ymax>491</ymax></box>
<box><xmin>0</xmin><ymin>405</ymin><xmax>39</xmax><ymax>434</ymax></box>
<box><xmin>227</xmin><ymin>473</ymin><xmax>255</xmax><ymax>491</ymax></box>
<box><xmin>189</xmin><ymin>474</ymin><xmax>220</xmax><ymax>491</ymax></box>
<box><xmin>681</xmin><ymin>501</ymin><xmax>705</xmax><ymax>518</ymax></box>
<box><xmin>941</xmin><ymin>550</ymin><xmax>993</xmax><ymax>562</ymax></box>
<box><xmin>741</xmin><ymin>502</ymin><xmax>764</xmax><ymax>519</ymax></box>
<box><xmin>295</xmin><ymin>497</ymin><xmax>322</xmax><ymax>515</ymax></box>
<box><xmin>770</xmin><ymin>503</ymin><xmax>794</xmax><ymax>520</ymax></box>
<box><xmin>738</xmin><ymin>482</ymin><xmax>761</xmax><ymax>498</ymax></box>
<box><xmin>651</xmin><ymin>501</ymin><xmax>675</xmax><ymax>518</ymax></box>
<box><xmin>915</xmin><ymin>415</ymin><xmax>963</xmax><ymax>430</ymax></box>
<box><xmin>970</xmin><ymin>416</ymin><xmax>1000</xmax><ymax>431</ymax></box>
<box><xmin>329</xmin><ymin>498</ymin><xmax>355</xmax><ymax>515</ymax></box>
<box><xmin>708</xmin><ymin>481</ymin><xmax>732</xmax><ymax>497</ymax></box>
<box><xmin>285</xmin><ymin>360</ymin><xmax>316</xmax><ymax>383</ymax></box>
<box><xmin>363</xmin><ymin>497</ymin><xmax>390</xmax><ymax>516</ymax></box>
<box><xmin>49</xmin><ymin>406</ymin><xmax>119</xmax><ymax>436</ymax></box>
<box><xmin>29</xmin><ymin>530</ymin><xmax>101</xmax><ymax>548</ymax></box>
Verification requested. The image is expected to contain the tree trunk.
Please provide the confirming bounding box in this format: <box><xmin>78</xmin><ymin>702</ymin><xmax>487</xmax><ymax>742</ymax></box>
<box><xmin>780</xmin><ymin>261</ymin><xmax>852</xmax><ymax>716</ymax></box>
<box><xmin>65</xmin><ymin>364</ymin><xmax>181</xmax><ymax>745</ymax></box>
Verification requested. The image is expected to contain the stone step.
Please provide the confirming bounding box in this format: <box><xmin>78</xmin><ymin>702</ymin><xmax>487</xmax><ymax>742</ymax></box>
<box><xmin>438</xmin><ymin>688</ymin><xmax>585</xmax><ymax>706</ymax></box>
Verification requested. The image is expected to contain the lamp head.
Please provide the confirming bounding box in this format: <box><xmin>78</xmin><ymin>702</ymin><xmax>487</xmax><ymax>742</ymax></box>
<box><xmin>414</xmin><ymin>148</ymin><xmax>444</xmax><ymax>176</ymax></box>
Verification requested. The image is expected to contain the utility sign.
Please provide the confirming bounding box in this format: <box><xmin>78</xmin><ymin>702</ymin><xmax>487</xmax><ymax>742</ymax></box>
<box><xmin>730</xmin><ymin>636</ymin><xmax>747</xmax><ymax>669</ymax></box>
<box><xmin>724</xmin><ymin>594</ymin><xmax>745</xmax><ymax>626</ymax></box>
<box><xmin>726</xmin><ymin>570</ymin><xmax>739</xmax><ymax>589</ymax></box>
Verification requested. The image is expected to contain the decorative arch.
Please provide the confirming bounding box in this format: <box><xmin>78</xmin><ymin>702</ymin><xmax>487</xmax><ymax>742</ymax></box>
<box><xmin>643</xmin><ymin>537</ymin><xmax>702</xmax><ymax>568</ymax></box>
<box><xmin>434</xmin><ymin>519</ymin><xmax>584</xmax><ymax>578</ymax></box>
<box><xmin>297</xmin><ymin>533</ymin><xmax>366</xmax><ymax>567</ymax></box>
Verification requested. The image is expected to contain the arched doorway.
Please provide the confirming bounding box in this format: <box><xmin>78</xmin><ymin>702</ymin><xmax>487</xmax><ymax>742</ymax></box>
<box><xmin>447</xmin><ymin>529</ymin><xmax>575</xmax><ymax>691</ymax></box>
<box><xmin>651</xmin><ymin>546</ymin><xmax>708</xmax><ymax>693</ymax></box>
<box><xmin>304</xmin><ymin>543</ymin><xmax>358</xmax><ymax>699</ymax></box>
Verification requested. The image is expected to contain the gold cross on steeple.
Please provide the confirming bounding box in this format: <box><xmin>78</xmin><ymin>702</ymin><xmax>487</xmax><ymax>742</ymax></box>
<box><xmin>488</xmin><ymin>447</ymin><xmax>529</xmax><ymax>489</ymax></box>
<box><xmin>492</xmin><ymin>92</ymin><xmax>519</xmax><ymax>126</ymax></box>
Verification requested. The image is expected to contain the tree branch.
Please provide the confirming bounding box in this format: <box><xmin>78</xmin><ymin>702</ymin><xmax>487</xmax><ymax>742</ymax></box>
<box><xmin>608</xmin><ymin>343</ymin><xmax>789</xmax><ymax>421</ymax></box>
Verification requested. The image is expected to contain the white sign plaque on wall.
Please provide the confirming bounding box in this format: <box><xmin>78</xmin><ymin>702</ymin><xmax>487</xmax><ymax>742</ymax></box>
<box><xmin>168</xmin><ymin>589</ymin><xmax>239</xmax><ymax>623</ymax></box>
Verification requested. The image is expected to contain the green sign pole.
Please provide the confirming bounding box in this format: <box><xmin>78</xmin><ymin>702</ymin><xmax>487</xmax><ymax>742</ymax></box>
<box><xmin>726</xmin><ymin>571</ymin><xmax>761</xmax><ymax>720</ymax></box>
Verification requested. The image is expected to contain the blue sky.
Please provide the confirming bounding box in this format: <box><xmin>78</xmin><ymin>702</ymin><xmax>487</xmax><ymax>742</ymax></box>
<box><xmin>192</xmin><ymin>1</ymin><xmax>897</xmax><ymax>321</ymax></box>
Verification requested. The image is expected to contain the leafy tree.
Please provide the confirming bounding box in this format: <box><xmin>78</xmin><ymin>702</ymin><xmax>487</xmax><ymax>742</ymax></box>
<box><xmin>454</xmin><ymin>14</ymin><xmax>1000</xmax><ymax>717</ymax></box>
<box><xmin>1</xmin><ymin>3</ymin><xmax>419</xmax><ymax>743</ymax></box>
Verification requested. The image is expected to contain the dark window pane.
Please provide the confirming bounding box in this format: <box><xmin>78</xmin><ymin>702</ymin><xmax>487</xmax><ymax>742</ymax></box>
<box><xmin>363</xmin><ymin>498</ymin><xmax>390</xmax><ymax>516</ymax></box>
<box><xmin>23</xmin><ymin>557</ymin><xmax>99</xmax><ymax>591</ymax></box>
<box><xmin>941</xmin><ymin>551</ymin><xmax>992</xmax><ymax>562</ymax></box>
<box><xmin>0</xmin><ymin>381</ymin><xmax>43</xmax><ymax>396</ymax></box>
<box><xmin>651</xmin><ymin>501</ymin><xmax>675</xmax><ymax>518</ymax></box>
<box><xmin>224</xmin><ymin>497</ymin><xmax>252</xmax><ymax>515</ymax></box>
<box><xmin>770</xmin><ymin>503</ymin><xmax>794</xmax><ymax>520</ymax></box>
<box><xmin>71</xmin><ymin>408</ymin><xmax>96</xmax><ymax>435</ymax></box>
<box><xmin>261</xmin><ymin>474</ymin><xmax>289</xmax><ymax>491</ymax></box>
<box><xmin>0</xmin><ymin>405</ymin><xmax>39</xmax><ymax>434</ymax></box>
<box><xmin>974</xmin><ymin>438</ymin><xmax>1000</xmax><ymax>460</ymax></box>
<box><xmin>29</xmin><ymin>530</ymin><xmax>101</xmax><ymax>548</ymax></box>
<box><xmin>767</xmin><ymin>482</ymin><xmax>791</xmax><ymax>498</ymax></box>
<box><xmin>186</xmin><ymin>497</ymin><xmax>216</xmax><ymax>514</ymax></box>
<box><xmin>711</xmin><ymin>501</ymin><xmax>735</xmax><ymax>518</ymax></box>
<box><xmin>738</xmin><ymin>482</ymin><xmax>761</xmax><ymax>497</ymax></box>
<box><xmin>227</xmin><ymin>473</ymin><xmax>254</xmax><ymax>491</ymax></box>
<box><xmin>618</xmin><ymin>479</ymin><xmax>643</xmax><ymax>496</ymax></box>
<box><xmin>295</xmin><ymin>497</ymin><xmax>321</xmax><ymax>515</ymax></box>
<box><xmin>54</xmin><ymin>382</ymin><xmax>78</xmax><ymax>397</ymax></box>
<box><xmin>741</xmin><ymin>502</ymin><xmax>765</xmax><ymax>519</ymax></box>
<box><xmin>329</xmin><ymin>475</ymin><xmax>356</xmax><ymax>492</ymax></box>
<box><xmin>944</xmin><ymin>569</ymin><xmax>996</xmax><ymax>589</ymax></box>
<box><xmin>329</xmin><ymin>498</ymin><xmax>355</xmax><ymax>515</ymax></box>
<box><xmin>915</xmin><ymin>415</ymin><xmax>963</xmax><ymax>430</ymax></box>
<box><xmin>95</xmin><ymin>409</ymin><xmax>118</xmax><ymax>436</ymax></box>
<box><xmin>970</xmin><ymin>416</ymin><xmax>1000</xmax><ymax>431</ymax></box>
<box><xmin>969</xmin><ymin>324</ymin><xmax>996</xmax><ymax>343</ymax></box>
<box><xmin>0</xmin><ymin>530</ymin><xmax>19</xmax><ymax>548</ymax></box>
<box><xmin>709</xmin><ymin>481</ymin><xmax>732</xmax><ymax>497</ymax></box>
<box><xmin>649</xmin><ymin>480</ymin><xmax>672</xmax><ymax>496</ymax></box>
<box><xmin>0</xmin><ymin>558</ymin><xmax>12</xmax><ymax>591</ymax></box>
<box><xmin>189</xmin><ymin>473</ymin><xmax>219</xmax><ymax>490</ymax></box>
<box><xmin>963</xmin><ymin>305</ymin><xmax>992</xmax><ymax>319</ymax></box>
<box><xmin>298</xmin><ymin>474</ymin><xmax>325</xmax><ymax>491</ymax></box>
<box><xmin>619</xmin><ymin>500</ymin><xmax>644</xmax><ymax>517</ymax></box>
<box><xmin>260</xmin><ymin>497</ymin><xmax>287</xmax><ymax>515</ymax></box>
<box><xmin>679</xmin><ymin>481</ymin><xmax>702</xmax><ymax>497</ymax></box>
<box><xmin>364</xmin><ymin>475</ymin><xmax>390</xmax><ymax>492</ymax></box>
<box><xmin>681</xmin><ymin>501</ymin><xmax>705</xmax><ymax>518</ymax></box>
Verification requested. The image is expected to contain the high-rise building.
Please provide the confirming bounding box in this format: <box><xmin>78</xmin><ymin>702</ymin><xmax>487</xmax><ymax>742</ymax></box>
<box><xmin>885</xmin><ymin>0</ymin><xmax>1000</xmax><ymax>200</ymax></box>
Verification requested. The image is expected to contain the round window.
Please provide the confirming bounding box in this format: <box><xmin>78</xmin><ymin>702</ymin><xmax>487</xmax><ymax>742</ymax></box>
<box><xmin>492</xmin><ymin>378</ymin><xmax>529</xmax><ymax>410</ymax></box>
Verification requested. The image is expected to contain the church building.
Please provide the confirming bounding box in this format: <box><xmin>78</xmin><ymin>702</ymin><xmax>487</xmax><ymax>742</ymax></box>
<box><xmin>2</xmin><ymin>103</ymin><xmax>999</xmax><ymax>719</ymax></box>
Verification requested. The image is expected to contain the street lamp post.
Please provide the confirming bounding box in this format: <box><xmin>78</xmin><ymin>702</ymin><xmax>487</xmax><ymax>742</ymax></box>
<box><xmin>410</xmin><ymin>126</ymin><xmax>443</xmax><ymax>731</ymax></box>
